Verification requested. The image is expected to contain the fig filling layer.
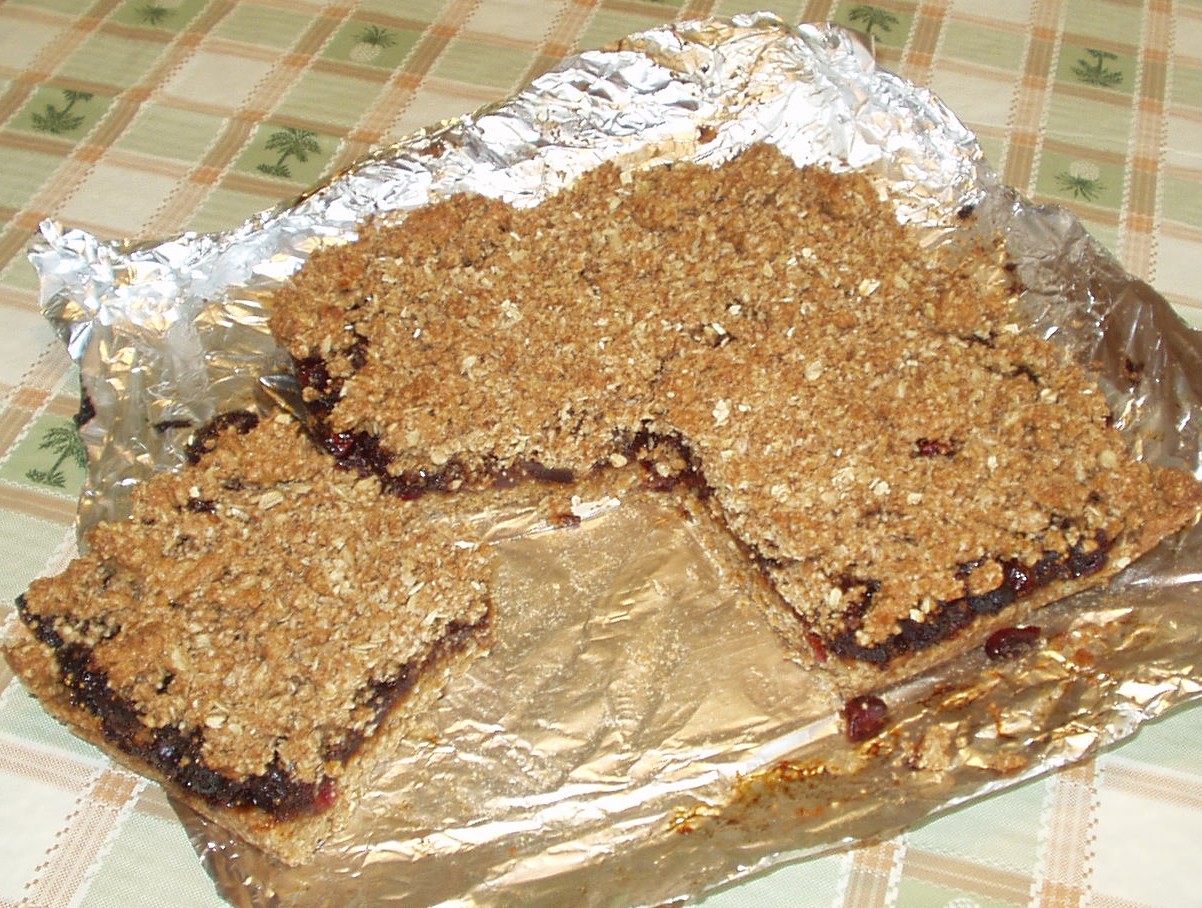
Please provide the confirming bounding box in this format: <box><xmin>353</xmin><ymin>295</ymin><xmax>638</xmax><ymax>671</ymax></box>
<box><xmin>15</xmin><ymin>593</ymin><xmax>488</xmax><ymax>820</ymax></box>
<box><xmin>10</xmin><ymin>145</ymin><xmax>1202</xmax><ymax>865</ymax></box>
<box><xmin>298</xmin><ymin>354</ymin><xmax>570</xmax><ymax>497</ymax></box>
<box><xmin>267</xmin><ymin>144</ymin><xmax>1202</xmax><ymax>699</ymax></box>
<box><xmin>829</xmin><ymin>535</ymin><xmax>1111</xmax><ymax>665</ymax></box>
<box><xmin>298</xmin><ymin>340</ymin><xmax>1123</xmax><ymax>667</ymax></box>
<box><xmin>297</xmin><ymin>350</ymin><xmax>715</xmax><ymax>499</ymax></box>
<box><xmin>296</xmin><ymin>347</ymin><xmax>1117</xmax><ymax>670</ymax></box>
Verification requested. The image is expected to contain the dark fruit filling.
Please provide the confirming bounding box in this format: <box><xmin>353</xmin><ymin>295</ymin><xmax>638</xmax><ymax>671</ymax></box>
<box><xmin>14</xmin><ymin>597</ymin><xmax>331</xmax><ymax>818</ymax></box>
<box><xmin>913</xmin><ymin>437</ymin><xmax>960</xmax><ymax>458</ymax></box>
<box><xmin>185</xmin><ymin>411</ymin><xmax>260</xmax><ymax>464</ymax></box>
<box><xmin>75</xmin><ymin>389</ymin><xmax>97</xmax><ymax>428</ymax></box>
<box><xmin>154</xmin><ymin>418</ymin><xmax>196</xmax><ymax>433</ymax></box>
<box><xmin>829</xmin><ymin>533</ymin><xmax>1111</xmax><ymax>666</ymax></box>
<box><xmin>15</xmin><ymin>600</ymin><xmax>488</xmax><ymax>821</ymax></box>
<box><xmin>616</xmin><ymin>427</ymin><xmax>711</xmax><ymax>499</ymax></box>
<box><xmin>294</xmin><ymin>349</ymin><xmax>1115</xmax><ymax>676</ymax></box>
<box><xmin>297</xmin><ymin>352</ymin><xmax>582</xmax><ymax>498</ymax></box>
<box><xmin>296</xmin><ymin>352</ymin><xmax>718</xmax><ymax>503</ymax></box>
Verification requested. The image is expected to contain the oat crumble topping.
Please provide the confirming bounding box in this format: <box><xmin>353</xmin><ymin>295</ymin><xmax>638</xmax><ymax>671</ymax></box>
<box><xmin>6</xmin><ymin>142</ymin><xmax>1200</xmax><ymax>864</ymax></box>
<box><xmin>272</xmin><ymin>143</ymin><xmax>1200</xmax><ymax>663</ymax></box>
<box><xmin>6</xmin><ymin>414</ymin><xmax>493</xmax><ymax>861</ymax></box>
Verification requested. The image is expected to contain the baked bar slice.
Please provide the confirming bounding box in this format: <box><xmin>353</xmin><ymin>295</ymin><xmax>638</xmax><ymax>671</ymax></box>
<box><xmin>270</xmin><ymin>142</ymin><xmax>1202</xmax><ymax>692</ymax></box>
<box><xmin>4</xmin><ymin>413</ymin><xmax>493</xmax><ymax>865</ymax></box>
<box><xmin>7</xmin><ymin>144</ymin><xmax>1199</xmax><ymax>868</ymax></box>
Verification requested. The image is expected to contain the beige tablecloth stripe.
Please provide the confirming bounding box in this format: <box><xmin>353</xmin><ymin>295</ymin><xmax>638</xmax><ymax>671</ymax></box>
<box><xmin>844</xmin><ymin>839</ymin><xmax>904</xmax><ymax>907</ymax></box>
<box><xmin>1032</xmin><ymin>761</ymin><xmax>1097</xmax><ymax>908</ymax></box>
<box><xmin>1005</xmin><ymin>0</ymin><xmax>1065</xmax><ymax>196</ymax></box>
<box><xmin>1118</xmin><ymin>0</ymin><xmax>1171</xmax><ymax>281</ymax></box>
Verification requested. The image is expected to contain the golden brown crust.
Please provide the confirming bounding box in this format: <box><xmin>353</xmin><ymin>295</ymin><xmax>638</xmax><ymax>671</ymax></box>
<box><xmin>271</xmin><ymin>142</ymin><xmax>1202</xmax><ymax>682</ymax></box>
<box><xmin>6</xmin><ymin>414</ymin><xmax>494</xmax><ymax>864</ymax></box>
<box><xmin>6</xmin><ymin>143</ymin><xmax>1200</xmax><ymax>866</ymax></box>
<box><xmin>5</xmin><ymin>610</ymin><xmax>487</xmax><ymax>865</ymax></box>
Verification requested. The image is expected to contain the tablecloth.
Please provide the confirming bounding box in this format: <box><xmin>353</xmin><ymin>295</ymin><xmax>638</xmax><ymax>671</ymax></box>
<box><xmin>1</xmin><ymin>1</ymin><xmax>1200</xmax><ymax>906</ymax></box>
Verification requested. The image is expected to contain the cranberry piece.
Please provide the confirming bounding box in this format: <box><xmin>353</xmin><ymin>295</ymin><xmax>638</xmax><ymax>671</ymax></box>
<box><xmin>1001</xmin><ymin>556</ymin><xmax>1055</xmax><ymax>597</ymax></box>
<box><xmin>913</xmin><ymin>437</ymin><xmax>959</xmax><ymax>457</ymax></box>
<box><xmin>843</xmin><ymin>695</ymin><xmax>889</xmax><ymax>742</ymax></box>
<box><xmin>805</xmin><ymin>632</ymin><xmax>828</xmax><ymax>662</ymax></box>
<box><xmin>324</xmin><ymin>432</ymin><xmax>356</xmax><ymax>458</ymax></box>
<box><xmin>984</xmin><ymin>625</ymin><xmax>1041</xmax><ymax>661</ymax></box>
<box><xmin>293</xmin><ymin>356</ymin><xmax>331</xmax><ymax>391</ymax></box>
<box><xmin>314</xmin><ymin>777</ymin><xmax>339</xmax><ymax>812</ymax></box>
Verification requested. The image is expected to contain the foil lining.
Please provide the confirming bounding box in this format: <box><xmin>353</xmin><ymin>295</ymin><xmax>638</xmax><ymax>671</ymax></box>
<box><xmin>26</xmin><ymin>13</ymin><xmax>1202</xmax><ymax>907</ymax></box>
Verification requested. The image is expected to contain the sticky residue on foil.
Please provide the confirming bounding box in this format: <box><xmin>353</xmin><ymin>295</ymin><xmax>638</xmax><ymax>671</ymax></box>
<box><xmin>25</xmin><ymin>12</ymin><xmax>1202</xmax><ymax>908</ymax></box>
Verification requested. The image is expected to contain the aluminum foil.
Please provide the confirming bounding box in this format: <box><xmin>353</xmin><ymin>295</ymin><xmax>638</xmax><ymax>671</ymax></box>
<box><xmin>27</xmin><ymin>12</ymin><xmax>1202</xmax><ymax>908</ymax></box>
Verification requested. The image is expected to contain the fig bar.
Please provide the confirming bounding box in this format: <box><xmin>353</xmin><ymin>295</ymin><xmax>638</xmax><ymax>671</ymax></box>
<box><xmin>5</xmin><ymin>414</ymin><xmax>493</xmax><ymax>865</ymax></box>
<box><xmin>6</xmin><ymin>143</ymin><xmax>1200</xmax><ymax>866</ymax></box>
<box><xmin>271</xmin><ymin>142</ymin><xmax>1201</xmax><ymax>691</ymax></box>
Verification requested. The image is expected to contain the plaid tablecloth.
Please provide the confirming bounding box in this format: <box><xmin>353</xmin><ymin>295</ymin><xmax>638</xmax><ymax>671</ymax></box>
<box><xmin>1</xmin><ymin>2</ymin><xmax>1201</xmax><ymax>906</ymax></box>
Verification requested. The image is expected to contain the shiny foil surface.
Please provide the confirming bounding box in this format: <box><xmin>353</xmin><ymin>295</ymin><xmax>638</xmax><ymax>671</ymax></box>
<box><xmin>27</xmin><ymin>14</ymin><xmax>1202</xmax><ymax>907</ymax></box>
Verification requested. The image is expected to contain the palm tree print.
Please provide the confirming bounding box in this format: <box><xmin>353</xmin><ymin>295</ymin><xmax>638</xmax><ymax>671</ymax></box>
<box><xmin>31</xmin><ymin>89</ymin><xmax>95</xmax><ymax>135</ymax></box>
<box><xmin>848</xmin><ymin>5</ymin><xmax>900</xmax><ymax>38</ymax></box>
<box><xmin>1055</xmin><ymin>160</ymin><xmax>1105</xmax><ymax>203</ymax></box>
<box><xmin>1072</xmin><ymin>49</ymin><xmax>1123</xmax><ymax>88</ymax></box>
<box><xmin>25</xmin><ymin>424</ymin><xmax>87</xmax><ymax>489</ymax></box>
<box><xmin>135</xmin><ymin>3</ymin><xmax>174</xmax><ymax>26</ymax></box>
<box><xmin>256</xmin><ymin>127</ymin><xmax>321</xmax><ymax>179</ymax></box>
<box><xmin>350</xmin><ymin>25</ymin><xmax>398</xmax><ymax>63</ymax></box>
